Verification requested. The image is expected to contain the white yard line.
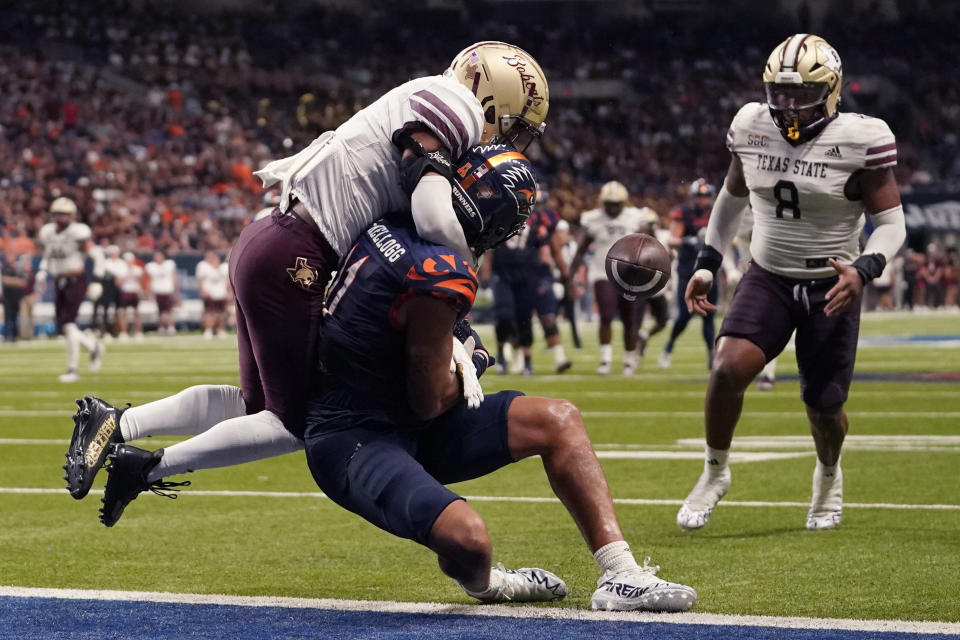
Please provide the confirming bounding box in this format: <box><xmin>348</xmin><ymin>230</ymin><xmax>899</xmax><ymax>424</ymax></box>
<box><xmin>2</xmin><ymin>487</ymin><xmax>958</xmax><ymax>511</ymax></box>
<box><xmin>0</xmin><ymin>586</ymin><xmax>956</xmax><ymax>635</ymax></box>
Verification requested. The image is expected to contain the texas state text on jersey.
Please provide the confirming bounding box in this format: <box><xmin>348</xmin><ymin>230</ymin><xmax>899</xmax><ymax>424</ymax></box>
<box><xmin>728</xmin><ymin>102</ymin><xmax>896</xmax><ymax>279</ymax></box>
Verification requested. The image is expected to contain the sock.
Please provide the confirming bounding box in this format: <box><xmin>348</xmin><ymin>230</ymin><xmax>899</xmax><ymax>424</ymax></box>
<box><xmin>551</xmin><ymin>344</ymin><xmax>567</xmax><ymax>364</ymax></box>
<box><xmin>815</xmin><ymin>456</ymin><xmax>839</xmax><ymax>479</ymax></box>
<box><xmin>593</xmin><ymin>540</ymin><xmax>639</xmax><ymax>574</ymax></box>
<box><xmin>762</xmin><ymin>358</ymin><xmax>777</xmax><ymax>381</ymax></box>
<box><xmin>120</xmin><ymin>384</ymin><xmax>246</xmax><ymax>441</ymax></box>
<box><xmin>461</xmin><ymin>567</ymin><xmax>503</xmax><ymax>599</ymax></box>
<box><xmin>599</xmin><ymin>343</ymin><xmax>612</xmax><ymax>364</ymax></box>
<box><xmin>523</xmin><ymin>353</ymin><xmax>532</xmax><ymax>369</ymax></box>
<box><xmin>705</xmin><ymin>445</ymin><xmax>730</xmax><ymax>473</ymax></box>
<box><xmin>149</xmin><ymin>410</ymin><xmax>303</xmax><ymax>481</ymax></box>
<box><xmin>63</xmin><ymin>323</ymin><xmax>84</xmax><ymax>370</ymax></box>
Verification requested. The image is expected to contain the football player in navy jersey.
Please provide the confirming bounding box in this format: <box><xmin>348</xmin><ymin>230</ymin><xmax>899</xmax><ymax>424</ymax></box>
<box><xmin>64</xmin><ymin>42</ymin><xmax>551</xmax><ymax>509</ymax></box>
<box><xmin>659</xmin><ymin>179</ymin><xmax>719</xmax><ymax>370</ymax></box>
<box><xmin>484</xmin><ymin>200</ymin><xmax>572</xmax><ymax>375</ymax></box>
<box><xmin>305</xmin><ymin>146</ymin><xmax>697</xmax><ymax>611</ymax></box>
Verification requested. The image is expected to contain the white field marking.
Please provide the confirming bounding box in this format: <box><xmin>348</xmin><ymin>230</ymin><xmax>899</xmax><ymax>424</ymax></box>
<box><xmin>583</xmin><ymin>411</ymin><xmax>960</xmax><ymax>419</ymax></box>
<box><xmin>3</xmin><ymin>487</ymin><xmax>959</xmax><ymax>512</ymax></box>
<box><xmin>0</xmin><ymin>586</ymin><xmax>957</xmax><ymax>635</ymax></box>
<box><xmin>595</xmin><ymin>451</ymin><xmax>813</xmax><ymax>462</ymax></box>
<box><xmin>675</xmin><ymin>435</ymin><xmax>960</xmax><ymax>451</ymax></box>
<box><xmin>581</xmin><ymin>390</ymin><xmax>960</xmax><ymax>398</ymax></box>
<box><xmin>0</xmin><ymin>439</ymin><xmax>806</xmax><ymax>463</ymax></box>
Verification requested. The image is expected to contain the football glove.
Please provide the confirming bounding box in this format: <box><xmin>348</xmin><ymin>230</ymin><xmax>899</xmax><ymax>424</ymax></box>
<box><xmin>450</xmin><ymin>336</ymin><xmax>483</xmax><ymax>409</ymax></box>
<box><xmin>453</xmin><ymin>318</ymin><xmax>495</xmax><ymax>378</ymax></box>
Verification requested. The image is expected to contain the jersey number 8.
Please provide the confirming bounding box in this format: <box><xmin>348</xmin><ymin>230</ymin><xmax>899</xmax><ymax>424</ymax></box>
<box><xmin>773</xmin><ymin>180</ymin><xmax>802</xmax><ymax>220</ymax></box>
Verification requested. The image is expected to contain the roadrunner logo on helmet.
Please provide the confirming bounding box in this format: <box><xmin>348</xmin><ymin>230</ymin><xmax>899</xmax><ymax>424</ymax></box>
<box><xmin>446</xmin><ymin>41</ymin><xmax>549</xmax><ymax>153</ymax></box>
<box><xmin>763</xmin><ymin>34</ymin><xmax>843</xmax><ymax>145</ymax></box>
<box><xmin>450</xmin><ymin>144</ymin><xmax>538</xmax><ymax>258</ymax></box>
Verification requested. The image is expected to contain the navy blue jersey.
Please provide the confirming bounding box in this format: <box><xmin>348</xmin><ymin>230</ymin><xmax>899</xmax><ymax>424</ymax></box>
<box><xmin>491</xmin><ymin>208</ymin><xmax>559</xmax><ymax>277</ymax></box>
<box><xmin>316</xmin><ymin>215</ymin><xmax>478</xmax><ymax>423</ymax></box>
<box><xmin>670</xmin><ymin>203</ymin><xmax>711</xmax><ymax>267</ymax></box>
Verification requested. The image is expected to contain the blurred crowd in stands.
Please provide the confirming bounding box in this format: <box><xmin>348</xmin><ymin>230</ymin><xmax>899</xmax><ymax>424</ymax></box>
<box><xmin>1</xmin><ymin>0</ymin><xmax>959</xmax><ymax>334</ymax></box>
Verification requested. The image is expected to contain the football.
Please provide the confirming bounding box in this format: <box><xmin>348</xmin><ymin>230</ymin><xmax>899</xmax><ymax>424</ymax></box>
<box><xmin>605</xmin><ymin>233</ymin><xmax>672</xmax><ymax>300</ymax></box>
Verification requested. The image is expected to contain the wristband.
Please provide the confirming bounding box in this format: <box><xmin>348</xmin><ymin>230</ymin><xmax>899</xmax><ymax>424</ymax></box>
<box><xmin>852</xmin><ymin>253</ymin><xmax>886</xmax><ymax>284</ymax></box>
<box><xmin>693</xmin><ymin>245</ymin><xmax>724</xmax><ymax>276</ymax></box>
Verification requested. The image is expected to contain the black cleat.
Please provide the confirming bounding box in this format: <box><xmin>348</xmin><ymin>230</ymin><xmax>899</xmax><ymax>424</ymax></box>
<box><xmin>555</xmin><ymin>360</ymin><xmax>573</xmax><ymax>374</ymax></box>
<box><xmin>64</xmin><ymin>396</ymin><xmax>127</xmax><ymax>499</ymax></box>
<box><xmin>99</xmin><ymin>445</ymin><xmax>189</xmax><ymax>527</ymax></box>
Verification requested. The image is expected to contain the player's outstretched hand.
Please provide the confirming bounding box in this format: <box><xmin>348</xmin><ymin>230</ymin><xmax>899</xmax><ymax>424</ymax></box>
<box><xmin>451</xmin><ymin>337</ymin><xmax>484</xmax><ymax>409</ymax></box>
<box><xmin>685</xmin><ymin>270</ymin><xmax>716</xmax><ymax>316</ymax></box>
<box><xmin>824</xmin><ymin>258</ymin><xmax>864</xmax><ymax>317</ymax></box>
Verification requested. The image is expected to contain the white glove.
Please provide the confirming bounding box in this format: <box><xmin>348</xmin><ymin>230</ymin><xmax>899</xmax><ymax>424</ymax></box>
<box><xmin>450</xmin><ymin>336</ymin><xmax>483</xmax><ymax>409</ymax></box>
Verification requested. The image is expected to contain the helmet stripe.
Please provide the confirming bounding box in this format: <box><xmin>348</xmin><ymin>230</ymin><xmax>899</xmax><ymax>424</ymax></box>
<box><xmin>782</xmin><ymin>33</ymin><xmax>809</xmax><ymax>70</ymax></box>
<box><xmin>486</xmin><ymin>152</ymin><xmax>527</xmax><ymax>167</ymax></box>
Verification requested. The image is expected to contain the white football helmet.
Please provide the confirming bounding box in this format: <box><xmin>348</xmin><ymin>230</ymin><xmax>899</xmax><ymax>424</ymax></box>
<box><xmin>763</xmin><ymin>34</ymin><xmax>843</xmax><ymax>144</ymax></box>
<box><xmin>446</xmin><ymin>41</ymin><xmax>549</xmax><ymax>152</ymax></box>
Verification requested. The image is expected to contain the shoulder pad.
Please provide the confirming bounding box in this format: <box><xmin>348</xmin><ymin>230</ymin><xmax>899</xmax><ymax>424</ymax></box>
<box><xmin>404</xmin><ymin>249</ymin><xmax>478</xmax><ymax>315</ymax></box>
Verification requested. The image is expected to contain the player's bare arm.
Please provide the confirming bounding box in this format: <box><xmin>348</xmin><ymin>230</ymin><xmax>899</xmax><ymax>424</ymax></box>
<box><xmin>400</xmin><ymin>295</ymin><xmax>462</xmax><ymax>420</ymax></box>
<box><xmin>825</xmin><ymin>166</ymin><xmax>903</xmax><ymax>316</ymax></box>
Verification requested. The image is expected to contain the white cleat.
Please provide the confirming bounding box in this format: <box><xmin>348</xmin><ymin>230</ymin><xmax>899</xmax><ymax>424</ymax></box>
<box><xmin>591</xmin><ymin>558</ymin><xmax>697</xmax><ymax>612</ymax></box>
<box><xmin>596</xmin><ymin>362</ymin><xmax>611</xmax><ymax>375</ymax></box>
<box><xmin>470</xmin><ymin>564</ymin><xmax>567</xmax><ymax>603</ymax></box>
<box><xmin>622</xmin><ymin>363</ymin><xmax>636</xmax><ymax>376</ymax></box>
<box><xmin>658</xmin><ymin>350</ymin><xmax>672</xmax><ymax>369</ymax></box>
<box><xmin>677</xmin><ymin>466</ymin><xmax>731</xmax><ymax>530</ymax></box>
<box><xmin>806</xmin><ymin>461</ymin><xmax>843</xmax><ymax>530</ymax></box>
<box><xmin>89</xmin><ymin>341</ymin><xmax>105</xmax><ymax>372</ymax></box>
<box><xmin>58</xmin><ymin>370</ymin><xmax>79</xmax><ymax>383</ymax></box>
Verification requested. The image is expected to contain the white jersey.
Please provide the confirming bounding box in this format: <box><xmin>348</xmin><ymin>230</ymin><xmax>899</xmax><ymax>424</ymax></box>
<box><xmin>104</xmin><ymin>257</ymin><xmax>128</xmax><ymax>282</ymax></box>
<box><xmin>255</xmin><ymin>74</ymin><xmax>484</xmax><ymax>258</ymax></box>
<box><xmin>119</xmin><ymin>263</ymin><xmax>144</xmax><ymax>295</ymax></box>
<box><xmin>89</xmin><ymin>245</ymin><xmax>107</xmax><ymax>279</ymax></box>
<box><xmin>580</xmin><ymin>206</ymin><xmax>658</xmax><ymax>284</ymax></box>
<box><xmin>196</xmin><ymin>260</ymin><xmax>229</xmax><ymax>301</ymax></box>
<box><xmin>728</xmin><ymin>102</ymin><xmax>897</xmax><ymax>279</ymax></box>
<box><xmin>146</xmin><ymin>259</ymin><xmax>177</xmax><ymax>295</ymax></box>
<box><xmin>38</xmin><ymin>222</ymin><xmax>92</xmax><ymax>276</ymax></box>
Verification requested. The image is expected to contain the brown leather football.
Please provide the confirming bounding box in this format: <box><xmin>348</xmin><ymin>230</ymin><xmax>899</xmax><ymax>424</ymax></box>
<box><xmin>605</xmin><ymin>233</ymin><xmax>672</xmax><ymax>300</ymax></box>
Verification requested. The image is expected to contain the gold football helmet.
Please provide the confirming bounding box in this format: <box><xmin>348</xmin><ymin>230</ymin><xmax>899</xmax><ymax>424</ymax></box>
<box><xmin>763</xmin><ymin>34</ymin><xmax>842</xmax><ymax>144</ymax></box>
<box><xmin>49</xmin><ymin>196</ymin><xmax>78</xmax><ymax>217</ymax></box>
<box><xmin>446</xmin><ymin>41</ymin><xmax>549</xmax><ymax>152</ymax></box>
<box><xmin>599</xmin><ymin>180</ymin><xmax>628</xmax><ymax>217</ymax></box>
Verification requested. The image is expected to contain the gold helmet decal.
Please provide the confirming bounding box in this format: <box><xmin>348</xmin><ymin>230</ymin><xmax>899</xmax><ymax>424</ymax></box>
<box><xmin>447</xmin><ymin>41</ymin><xmax>549</xmax><ymax>152</ymax></box>
<box><xmin>763</xmin><ymin>34</ymin><xmax>842</xmax><ymax>144</ymax></box>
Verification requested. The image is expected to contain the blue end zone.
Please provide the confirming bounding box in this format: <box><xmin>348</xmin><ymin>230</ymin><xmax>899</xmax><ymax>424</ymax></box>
<box><xmin>2</xmin><ymin>597</ymin><xmax>954</xmax><ymax>640</ymax></box>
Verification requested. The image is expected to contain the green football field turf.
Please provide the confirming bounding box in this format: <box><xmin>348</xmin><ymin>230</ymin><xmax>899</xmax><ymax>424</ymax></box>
<box><xmin>1</xmin><ymin>311</ymin><xmax>958</xmax><ymax>622</ymax></box>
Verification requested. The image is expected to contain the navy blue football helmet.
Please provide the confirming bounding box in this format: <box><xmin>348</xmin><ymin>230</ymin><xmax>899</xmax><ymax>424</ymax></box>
<box><xmin>450</xmin><ymin>144</ymin><xmax>538</xmax><ymax>257</ymax></box>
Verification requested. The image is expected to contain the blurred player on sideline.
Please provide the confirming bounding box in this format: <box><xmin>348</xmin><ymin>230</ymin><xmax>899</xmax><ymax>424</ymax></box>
<box><xmin>483</xmin><ymin>195</ymin><xmax>572</xmax><ymax>375</ymax></box>
<box><xmin>659</xmin><ymin>179</ymin><xmax>718</xmax><ymax>371</ymax></box>
<box><xmin>116</xmin><ymin>252</ymin><xmax>145</xmax><ymax>341</ymax></box>
<box><xmin>146</xmin><ymin>250</ymin><xmax>178</xmax><ymax>336</ymax></box>
<box><xmin>570</xmin><ymin>181</ymin><xmax>658</xmax><ymax>375</ymax></box>
<box><xmin>677</xmin><ymin>34</ymin><xmax>905</xmax><ymax>532</ymax></box>
<box><xmin>64</xmin><ymin>43</ymin><xmax>552</xmax><ymax>514</ymax></box>
<box><xmin>36</xmin><ymin>197</ymin><xmax>104</xmax><ymax>382</ymax></box>
<box><xmin>196</xmin><ymin>250</ymin><xmax>229</xmax><ymax>339</ymax></box>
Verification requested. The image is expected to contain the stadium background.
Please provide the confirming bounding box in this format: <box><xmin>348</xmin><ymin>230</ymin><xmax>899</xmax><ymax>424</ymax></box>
<box><xmin>1</xmin><ymin>2</ymin><xmax>959</xmax><ymax>639</ymax></box>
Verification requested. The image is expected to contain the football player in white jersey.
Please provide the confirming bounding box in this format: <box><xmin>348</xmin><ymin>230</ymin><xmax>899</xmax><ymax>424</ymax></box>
<box><xmin>196</xmin><ymin>250</ymin><xmax>230</xmax><ymax>339</ymax></box>
<box><xmin>146</xmin><ymin>250</ymin><xmax>178</xmax><ymax>335</ymax></box>
<box><xmin>36</xmin><ymin>197</ymin><xmax>104</xmax><ymax>383</ymax></box>
<box><xmin>677</xmin><ymin>35</ymin><xmax>905</xmax><ymax>532</ymax></box>
<box><xmin>570</xmin><ymin>181</ymin><xmax>659</xmax><ymax>375</ymax></box>
<box><xmin>64</xmin><ymin>43</ymin><xmax>552</xmax><ymax>518</ymax></box>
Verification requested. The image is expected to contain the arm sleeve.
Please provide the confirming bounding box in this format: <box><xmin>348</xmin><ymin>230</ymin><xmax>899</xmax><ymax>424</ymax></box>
<box><xmin>703</xmin><ymin>185</ymin><xmax>750</xmax><ymax>258</ymax></box>
<box><xmin>411</xmin><ymin>175</ymin><xmax>473</xmax><ymax>260</ymax></box>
